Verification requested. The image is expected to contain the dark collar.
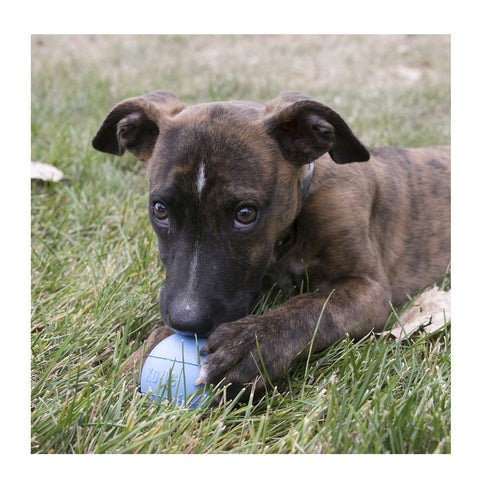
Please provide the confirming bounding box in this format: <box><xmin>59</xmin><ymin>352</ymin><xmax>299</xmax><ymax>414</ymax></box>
<box><xmin>301</xmin><ymin>161</ymin><xmax>315</xmax><ymax>201</ymax></box>
<box><xmin>274</xmin><ymin>162</ymin><xmax>314</xmax><ymax>256</ymax></box>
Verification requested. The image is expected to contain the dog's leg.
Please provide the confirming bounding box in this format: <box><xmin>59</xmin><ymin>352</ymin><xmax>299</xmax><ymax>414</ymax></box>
<box><xmin>198</xmin><ymin>277</ymin><xmax>391</xmax><ymax>397</ymax></box>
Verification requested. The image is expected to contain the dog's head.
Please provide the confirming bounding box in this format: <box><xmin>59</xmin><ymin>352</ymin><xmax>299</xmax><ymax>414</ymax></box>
<box><xmin>93</xmin><ymin>91</ymin><xmax>369</xmax><ymax>336</ymax></box>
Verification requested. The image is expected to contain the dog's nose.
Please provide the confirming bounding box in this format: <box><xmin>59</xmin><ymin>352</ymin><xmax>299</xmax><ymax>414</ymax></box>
<box><xmin>166</xmin><ymin>299</ymin><xmax>212</xmax><ymax>337</ymax></box>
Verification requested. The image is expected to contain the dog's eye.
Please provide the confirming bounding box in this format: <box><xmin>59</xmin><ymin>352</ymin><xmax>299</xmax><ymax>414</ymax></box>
<box><xmin>234</xmin><ymin>206</ymin><xmax>257</xmax><ymax>229</ymax></box>
<box><xmin>153</xmin><ymin>201</ymin><xmax>168</xmax><ymax>222</ymax></box>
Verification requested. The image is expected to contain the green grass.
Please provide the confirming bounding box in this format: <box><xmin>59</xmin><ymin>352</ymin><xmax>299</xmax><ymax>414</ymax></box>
<box><xmin>31</xmin><ymin>35</ymin><xmax>450</xmax><ymax>454</ymax></box>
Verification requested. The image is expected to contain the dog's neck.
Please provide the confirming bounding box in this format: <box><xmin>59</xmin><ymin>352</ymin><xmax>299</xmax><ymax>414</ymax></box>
<box><xmin>272</xmin><ymin>162</ymin><xmax>315</xmax><ymax>263</ymax></box>
<box><xmin>301</xmin><ymin>161</ymin><xmax>315</xmax><ymax>201</ymax></box>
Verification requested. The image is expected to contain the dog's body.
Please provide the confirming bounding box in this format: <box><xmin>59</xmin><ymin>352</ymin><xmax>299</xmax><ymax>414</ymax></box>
<box><xmin>93</xmin><ymin>91</ymin><xmax>450</xmax><ymax>396</ymax></box>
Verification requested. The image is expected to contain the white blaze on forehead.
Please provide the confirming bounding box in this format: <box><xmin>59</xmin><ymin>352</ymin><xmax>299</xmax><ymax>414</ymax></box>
<box><xmin>176</xmin><ymin>242</ymin><xmax>201</xmax><ymax>314</ymax></box>
<box><xmin>196</xmin><ymin>161</ymin><xmax>206</xmax><ymax>196</ymax></box>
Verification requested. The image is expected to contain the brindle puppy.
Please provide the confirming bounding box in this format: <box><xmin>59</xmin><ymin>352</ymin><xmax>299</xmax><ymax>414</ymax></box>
<box><xmin>93</xmin><ymin>91</ymin><xmax>450</xmax><ymax>397</ymax></box>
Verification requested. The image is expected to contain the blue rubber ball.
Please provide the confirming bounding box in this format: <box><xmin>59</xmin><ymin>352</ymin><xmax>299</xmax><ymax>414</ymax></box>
<box><xmin>140</xmin><ymin>334</ymin><xmax>209</xmax><ymax>409</ymax></box>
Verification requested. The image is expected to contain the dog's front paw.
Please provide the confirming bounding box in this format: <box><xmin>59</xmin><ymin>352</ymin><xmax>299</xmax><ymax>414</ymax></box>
<box><xmin>196</xmin><ymin>316</ymin><xmax>293</xmax><ymax>398</ymax></box>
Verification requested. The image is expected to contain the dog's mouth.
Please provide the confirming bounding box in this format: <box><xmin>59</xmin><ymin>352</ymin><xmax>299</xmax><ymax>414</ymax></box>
<box><xmin>164</xmin><ymin>316</ymin><xmax>213</xmax><ymax>338</ymax></box>
<box><xmin>160</xmin><ymin>285</ymin><xmax>256</xmax><ymax>337</ymax></box>
<box><xmin>169</xmin><ymin>325</ymin><xmax>211</xmax><ymax>338</ymax></box>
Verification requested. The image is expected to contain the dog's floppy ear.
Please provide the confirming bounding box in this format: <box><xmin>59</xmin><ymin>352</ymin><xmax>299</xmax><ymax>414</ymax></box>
<box><xmin>265</xmin><ymin>93</ymin><xmax>370</xmax><ymax>165</ymax></box>
<box><xmin>92</xmin><ymin>91</ymin><xmax>185</xmax><ymax>161</ymax></box>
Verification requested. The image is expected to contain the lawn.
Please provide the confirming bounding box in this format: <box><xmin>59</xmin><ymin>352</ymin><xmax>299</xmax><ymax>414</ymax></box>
<box><xmin>31</xmin><ymin>34</ymin><xmax>450</xmax><ymax>454</ymax></box>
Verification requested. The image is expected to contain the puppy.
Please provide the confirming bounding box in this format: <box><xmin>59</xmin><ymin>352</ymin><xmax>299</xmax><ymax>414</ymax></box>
<box><xmin>93</xmin><ymin>91</ymin><xmax>450</xmax><ymax>396</ymax></box>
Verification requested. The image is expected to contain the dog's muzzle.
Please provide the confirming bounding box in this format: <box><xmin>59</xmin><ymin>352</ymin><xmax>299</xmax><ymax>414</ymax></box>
<box><xmin>163</xmin><ymin>296</ymin><xmax>213</xmax><ymax>337</ymax></box>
